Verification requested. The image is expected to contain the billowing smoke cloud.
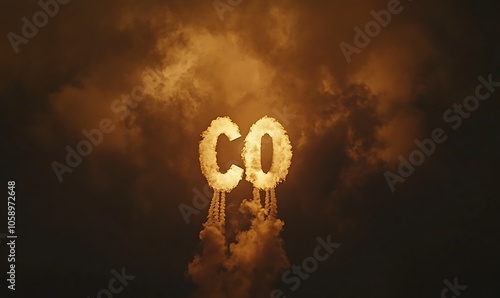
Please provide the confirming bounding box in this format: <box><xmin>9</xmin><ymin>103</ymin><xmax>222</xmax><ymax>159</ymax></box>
<box><xmin>223</xmin><ymin>188</ymin><xmax>288</xmax><ymax>297</ymax></box>
<box><xmin>187</xmin><ymin>224</ymin><xmax>226</xmax><ymax>297</ymax></box>
<box><xmin>188</xmin><ymin>188</ymin><xmax>289</xmax><ymax>297</ymax></box>
<box><xmin>189</xmin><ymin>117</ymin><xmax>292</xmax><ymax>297</ymax></box>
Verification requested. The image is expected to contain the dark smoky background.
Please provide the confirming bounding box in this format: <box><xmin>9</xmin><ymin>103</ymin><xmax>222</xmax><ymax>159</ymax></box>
<box><xmin>0</xmin><ymin>0</ymin><xmax>499</xmax><ymax>297</ymax></box>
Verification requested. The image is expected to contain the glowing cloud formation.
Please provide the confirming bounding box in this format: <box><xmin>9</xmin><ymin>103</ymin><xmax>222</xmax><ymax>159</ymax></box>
<box><xmin>243</xmin><ymin>116</ymin><xmax>292</xmax><ymax>190</ymax></box>
<box><xmin>199</xmin><ymin>116</ymin><xmax>244</xmax><ymax>192</ymax></box>
<box><xmin>189</xmin><ymin>116</ymin><xmax>292</xmax><ymax>297</ymax></box>
<box><xmin>200</xmin><ymin>115</ymin><xmax>293</xmax><ymax>192</ymax></box>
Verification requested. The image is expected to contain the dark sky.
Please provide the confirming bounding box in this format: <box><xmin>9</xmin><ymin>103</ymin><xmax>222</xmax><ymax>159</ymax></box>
<box><xmin>1</xmin><ymin>0</ymin><xmax>499</xmax><ymax>297</ymax></box>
